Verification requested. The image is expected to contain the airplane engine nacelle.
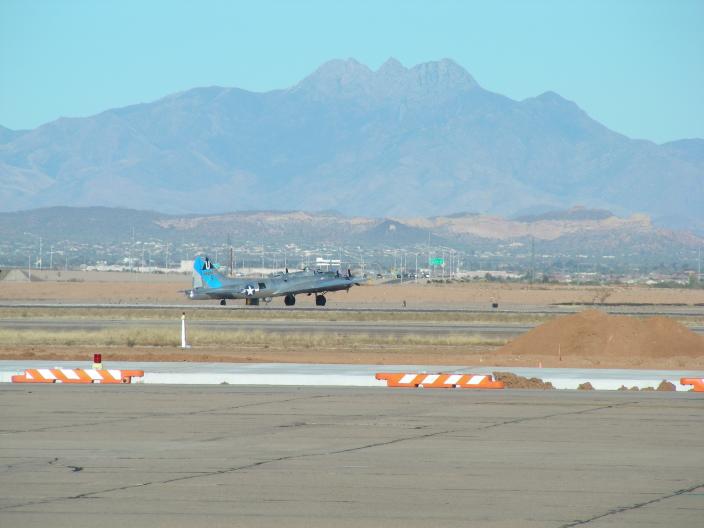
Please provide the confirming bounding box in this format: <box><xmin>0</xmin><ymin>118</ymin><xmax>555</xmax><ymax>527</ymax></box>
<box><xmin>186</xmin><ymin>289</ymin><xmax>210</xmax><ymax>300</ymax></box>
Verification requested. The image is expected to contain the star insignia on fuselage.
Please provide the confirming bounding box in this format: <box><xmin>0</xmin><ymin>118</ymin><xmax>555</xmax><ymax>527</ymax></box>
<box><xmin>244</xmin><ymin>285</ymin><xmax>255</xmax><ymax>296</ymax></box>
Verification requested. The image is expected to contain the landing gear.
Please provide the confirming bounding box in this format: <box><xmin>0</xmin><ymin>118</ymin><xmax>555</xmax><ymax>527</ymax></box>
<box><xmin>315</xmin><ymin>294</ymin><xmax>327</xmax><ymax>307</ymax></box>
<box><xmin>284</xmin><ymin>294</ymin><xmax>296</xmax><ymax>306</ymax></box>
<box><xmin>219</xmin><ymin>299</ymin><xmax>227</xmax><ymax>306</ymax></box>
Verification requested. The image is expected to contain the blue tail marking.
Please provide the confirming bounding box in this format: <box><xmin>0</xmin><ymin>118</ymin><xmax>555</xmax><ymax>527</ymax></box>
<box><xmin>193</xmin><ymin>256</ymin><xmax>223</xmax><ymax>288</ymax></box>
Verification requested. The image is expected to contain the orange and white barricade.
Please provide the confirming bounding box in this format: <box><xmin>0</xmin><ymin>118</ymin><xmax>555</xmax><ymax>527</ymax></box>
<box><xmin>376</xmin><ymin>372</ymin><xmax>504</xmax><ymax>389</ymax></box>
<box><xmin>680</xmin><ymin>378</ymin><xmax>704</xmax><ymax>392</ymax></box>
<box><xmin>12</xmin><ymin>368</ymin><xmax>144</xmax><ymax>384</ymax></box>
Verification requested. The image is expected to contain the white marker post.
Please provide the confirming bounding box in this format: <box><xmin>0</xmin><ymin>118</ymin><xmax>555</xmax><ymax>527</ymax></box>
<box><xmin>181</xmin><ymin>312</ymin><xmax>191</xmax><ymax>349</ymax></box>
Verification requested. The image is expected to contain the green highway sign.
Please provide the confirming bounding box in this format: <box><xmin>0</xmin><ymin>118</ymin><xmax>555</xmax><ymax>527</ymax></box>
<box><xmin>429</xmin><ymin>257</ymin><xmax>444</xmax><ymax>266</ymax></box>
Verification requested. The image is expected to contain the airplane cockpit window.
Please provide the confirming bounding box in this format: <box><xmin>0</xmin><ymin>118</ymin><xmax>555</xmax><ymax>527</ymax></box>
<box><xmin>258</xmin><ymin>282</ymin><xmax>266</xmax><ymax>290</ymax></box>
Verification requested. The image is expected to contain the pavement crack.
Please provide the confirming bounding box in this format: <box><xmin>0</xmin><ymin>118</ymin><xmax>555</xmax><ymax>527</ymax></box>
<box><xmin>328</xmin><ymin>429</ymin><xmax>457</xmax><ymax>455</ymax></box>
<box><xmin>559</xmin><ymin>482</ymin><xmax>704</xmax><ymax>527</ymax></box>
<box><xmin>0</xmin><ymin>394</ymin><xmax>328</xmax><ymax>434</ymax></box>
<box><xmin>0</xmin><ymin>397</ymin><xmax>642</xmax><ymax>513</ymax></box>
<box><xmin>69</xmin><ymin>481</ymin><xmax>156</xmax><ymax>500</ymax></box>
<box><xmin>0</xmin><ymin>426</ymin><xmax>458</xmax><ymax>511</ymax></box>
<box><xmin>477</xmin><ymin>401</ymin><xmax>639</xmax><ymax>431</ymax></box>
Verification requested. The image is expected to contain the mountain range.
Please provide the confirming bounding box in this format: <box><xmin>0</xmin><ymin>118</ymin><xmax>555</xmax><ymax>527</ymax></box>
<box><xmin>1</xmin><ymin>206</ymin><xmax>700</xmax><ymax>261</ymax></box>
<box><xmin>0</xmin><ymin>58</ymin><xmax>702</xmax><ymax>232</ymax></box>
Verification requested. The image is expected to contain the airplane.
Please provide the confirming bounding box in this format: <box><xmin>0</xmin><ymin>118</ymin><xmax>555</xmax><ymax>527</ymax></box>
<box><xmin>185</xmin><ymin>255</ymin><xmax>365</xmax><ymax>306</ymax></box>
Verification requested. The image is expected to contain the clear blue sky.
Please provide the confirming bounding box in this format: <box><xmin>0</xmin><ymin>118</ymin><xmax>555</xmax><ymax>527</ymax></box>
<box><xmin>1</xmin><ymin>0</ymin><xmax>702</xmax><ymax>143</ymax></box>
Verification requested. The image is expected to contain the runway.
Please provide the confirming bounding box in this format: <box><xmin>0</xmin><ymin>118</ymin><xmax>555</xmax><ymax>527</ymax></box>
<box><xmin>2</xmin><ymin>301</ymin><xmax>703</xmax><ymax>316</ymax></box>
<box><xmin>0</xmin><ymin>385</ymin><xmax>702</xmax><ymax>527</ymax></box>
<box><xmin>2</xmin><ymin>317</ymin><xmax>702</xmax><ymax>337</ymax></box>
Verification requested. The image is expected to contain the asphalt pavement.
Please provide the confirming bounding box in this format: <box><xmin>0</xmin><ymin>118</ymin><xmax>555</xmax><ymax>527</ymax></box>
<box><xmin>2</xmin><ymin>301</ymin><xmax>703</xmax><ymax>316</ymax></box>
<box><xmin>2</xmin><ymin>317</ymin><xmax>702</xmax><ymax>337</ymax></box>
<box><xmin>1</xmin><ymin>385</ymin><xmax>702</xmax><ymax>527</ymax></box>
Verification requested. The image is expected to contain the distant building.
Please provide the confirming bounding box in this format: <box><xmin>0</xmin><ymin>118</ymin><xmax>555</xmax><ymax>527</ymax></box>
<box><xmin>315</xmin><ymin>257</ymin><xmax>341</xmax><ymax>270</ymax></box>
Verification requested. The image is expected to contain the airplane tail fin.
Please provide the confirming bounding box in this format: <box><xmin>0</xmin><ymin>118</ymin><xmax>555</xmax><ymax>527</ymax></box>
<box><xmin>193</xmin><ymin>256</ymin><xmax>226</xmax><ymax>289</ymax></box>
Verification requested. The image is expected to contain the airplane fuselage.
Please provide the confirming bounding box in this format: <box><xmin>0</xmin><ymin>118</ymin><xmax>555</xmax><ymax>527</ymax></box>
<box><xmin>187</xmin><ymin>268</ymin><xmax>357</xmax><ymax>301</ymax></box>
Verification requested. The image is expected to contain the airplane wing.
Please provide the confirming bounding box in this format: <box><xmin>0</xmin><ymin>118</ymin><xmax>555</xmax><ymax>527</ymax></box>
<box><xmin>271</xmin><ymin>273</ymin><xmax>365</xmax><ymax>296</ymax></box>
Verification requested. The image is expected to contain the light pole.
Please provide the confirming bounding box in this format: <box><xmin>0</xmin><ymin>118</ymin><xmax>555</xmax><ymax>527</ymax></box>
<box><xmin>400</xmin><ymin>251</ymin><xmax>403</xmax><ymax>284</ymax></box>
<box><xmin>442</xmin><ymin>248</ymin><xmax>445</xmax><ymax>280</ymax></box>
<box><xmin>24</xmin><ymin>232</ymin><xmax>42</xmax><ymax>270</ymax></box>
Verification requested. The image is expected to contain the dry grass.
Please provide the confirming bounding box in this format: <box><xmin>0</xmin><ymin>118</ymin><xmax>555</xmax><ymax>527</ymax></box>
<box><xmin>1</xmin><ymin>306</ymin><xmax>700</xmax><ymax>327</ymax></box>
<box><xmin>0</xmin><ymin>306</ymin><xmax>553</xmax><ymax>324</ymax></box>
<box><xmin>0</xmin><ymin>328</ymin><xmax>506</xmax><ymax>348</ymax></box>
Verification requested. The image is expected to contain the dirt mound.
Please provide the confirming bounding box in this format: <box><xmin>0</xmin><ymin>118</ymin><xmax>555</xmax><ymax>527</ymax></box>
<box><xmin>497</xmin><ymin>310</ymin><xmax>704</xmax><ymax>360</ymax></box>
<box><xmin>656</xmin><ymin>380</ymin><xmax>677</xmax><ymax>391</ymax></box>
<box><xmin>493</xmin><ymin>371</ymin><xmax>554</xmax><ymax>389</ymax></box>
<box><xmin>617</xmin><ymin>381</ymin><xmax>676</xmax><ymax>391</ymax></box>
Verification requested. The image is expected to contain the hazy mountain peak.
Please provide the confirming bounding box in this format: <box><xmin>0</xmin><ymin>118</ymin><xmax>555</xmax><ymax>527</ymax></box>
<box><xmin>314</xmin><ymin>57</ymin><xmax>372</xmax><ymax>77</ymax></box>
<box><xmin>407</xmin><ymin>58</ymin><xmax>477</xmax><ymax>90</ymax></box>
<box><xmin>294</xmin><ymin>58</ymin><xmax>373</xmax><ymax>96</ymax></box>
<box><xmin>536</xmin><ymin>90</ymin><xmax>563</xmax><ymax>100</ymax></box>
<box><xmin>521</xmin><ymin>90</ymin><xmax>592</xmax><ymax>127</ymax></box>
<box><xmin>0</xmin><ymin>124</ymin><xmax>25</xmax><ymax>144</ymax></box>
<box><xmin>527</xmin><ymin>91</ymin><xmax>578</xmax><ymax>108</ymax></box>
<box><xmin>0</xmin><ymin>58</ymin><xmax>702</xmax><ymax>226</ymax></box>
<box><xmin>377</xmin><ymin>57</ymin><xmax>406</xmax><ymax>75</ymax></box>
<box><xmin>294</xmin><ymin>57</ymin><xmax>478</xmax><ymax>98</ymax></box>
<box><xmin>661</xmin><ymin>138</ymin><xmax>704</xmax><ymax>163</ymax></box>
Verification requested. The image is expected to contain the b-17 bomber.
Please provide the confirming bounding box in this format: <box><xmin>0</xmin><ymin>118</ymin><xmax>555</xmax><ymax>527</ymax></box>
<box><xmin>185</xmin><ymin>256</ymin><xmax>364</xmax><ymax>306</ymax></box>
